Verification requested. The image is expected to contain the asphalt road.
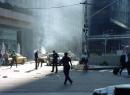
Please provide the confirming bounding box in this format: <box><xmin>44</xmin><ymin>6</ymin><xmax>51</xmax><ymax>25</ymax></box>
<box><xmin>0</xmin><ymin>62</ymin><xmax>130</xmax><ymax>94</ymax></box>
<box><xmin>1</xmin><ymin>70</ymin><xmax>130</xmax><ymax>93</ymax></box>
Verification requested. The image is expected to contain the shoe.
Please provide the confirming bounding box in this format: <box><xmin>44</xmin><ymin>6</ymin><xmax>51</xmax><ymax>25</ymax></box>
<box><xmin>64</xmin><ymin>82</ymin><xmax>66</xmax><ymax>85</ymax></box>
<box><xmin>51</xmin><ymin>71</ymin><xmax>54</xmax><ymax>72</ymax></box>
<box><xmin>70</xmin><ymin>81</ymin><xmax>73</xmax><ymax>84</ymax></box>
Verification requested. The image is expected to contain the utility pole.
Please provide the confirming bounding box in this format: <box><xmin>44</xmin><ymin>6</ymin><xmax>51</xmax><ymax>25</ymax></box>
<box><xmin>80</xmin><ymin>0</ymin><xmax>89</xmax><ymax>54</ymax></box>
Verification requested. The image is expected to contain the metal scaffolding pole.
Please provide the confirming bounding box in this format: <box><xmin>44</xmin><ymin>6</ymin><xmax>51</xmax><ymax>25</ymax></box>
<box><xmin>80</xmin><ymin>0</ymin><xmax>89</xmax><ymax>53</ymax></box>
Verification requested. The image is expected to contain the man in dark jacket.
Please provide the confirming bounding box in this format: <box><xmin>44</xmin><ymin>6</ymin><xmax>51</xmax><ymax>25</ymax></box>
<box><xmin>34</xmin><ymin>50</ymin><xmax>38</xmax><ymax>70</ymax></box>
<box><xmin>10</xmin><ymin>50</ymin><xmax>17</xmax><ymax>68</ymax></box>
<box><xmin>61</xmin><ymin>52</ymin><xmax>73</xmax><ymax>85</ymax></box>
<box><xmin>51</xmin><ymin>50</ymin><xmax>59</xmax><ymax>73</ymax></box>
<box><xmin>119</xmin><ymin>54</ymin><xmax>126</xmax><ymax>75</ymax></box>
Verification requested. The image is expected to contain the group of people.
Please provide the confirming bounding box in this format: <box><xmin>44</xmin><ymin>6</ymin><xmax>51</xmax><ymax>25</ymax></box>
<box><xmin>34</xmin><ymin>50</ymin><xmax>73</xmax><ymax>85</ymax></box>
<box><xmin>0</xmin><ymin>49</ymin><xmax>17</xmax><ymax>68</ymax></box>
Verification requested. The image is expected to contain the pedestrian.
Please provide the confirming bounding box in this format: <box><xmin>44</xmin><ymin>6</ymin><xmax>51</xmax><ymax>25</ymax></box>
<box><xmin>10</xmin><ymin>50</ymin><xmax>17</xmax><ymax>68</ymax></box>
<box><xmin>81</xmin><ymin>51</ymin><xmax>89</xmax><ymax>72</ymax></box>
<box><xmin>0</xmin><ymin>50</ymin><xmax>3</xmax><ymax>65</ymax></box>
<box><xmin>51</xmin><ymin>50</ymin><xmax>59</xmax><ymax>73</ymax></box>
<box><xmin>3</xmin><ymin>51</ymin><xmax>9</xmax><ymax>65</ymax></box>
<box><xmin>127</xmin><ymin>52</ymin><xmax>130</xmax><ymax>75</ymax></box>
<box><xmin>61</xmin><ymin>52</ymin><xmax>73</xmax><ymax>85</ymax></box>
<box><xmin>119</xmin><ymin>49</ymin><xmax>128</xmax><ymax>75</ymax></box>
<box><xmin>34</xmin><ymin>50</ymin><xmax>39</xmax><ymax>70</ymax></box>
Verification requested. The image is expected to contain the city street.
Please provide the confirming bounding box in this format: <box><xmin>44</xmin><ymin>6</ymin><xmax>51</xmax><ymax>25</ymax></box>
<box><xmin>0</xmin><ymin>61</ymin><xmax>130</xmax><ymax>95</ymax></box>
<box><xmin>0</xmin><ymin>0</ymin><xmax>130</xmax><ymax>95</ymax></box>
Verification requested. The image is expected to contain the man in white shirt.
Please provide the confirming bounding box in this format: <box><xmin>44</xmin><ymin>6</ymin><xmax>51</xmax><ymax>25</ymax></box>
<box><xmin>119</xmin><ymin>50</ymin><xmax>128</xmax><ymax>75</ymax></box>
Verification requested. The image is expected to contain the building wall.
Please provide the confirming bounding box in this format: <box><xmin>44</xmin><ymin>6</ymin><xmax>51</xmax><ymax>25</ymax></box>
<box><xmin>0</xmin><ymin>2</ymin><xmax>36</xmax><ymax>58</ymax></box>
<box><xmin>85</xmin><ymin>0</ymin><xmax>130</xmax><ymax>54</ymax></box>
<box><xmin>19</xmin><ymin>29</ymin><xmax>34</xmax><ymax>58</ymax></box>
<box><xmin>88</xmin><ymin>0</ymin><xmax>111</xmax><ymax>35</ymax></box>
<box><xmin>89</xmin><ymin>55</ymin><xmax>120</xmax><ymax>66</ymax></box>
<box><xmin>111</xmin><ymin>0</ymin><xmax>129</xmax><ymax>29</ymax></box>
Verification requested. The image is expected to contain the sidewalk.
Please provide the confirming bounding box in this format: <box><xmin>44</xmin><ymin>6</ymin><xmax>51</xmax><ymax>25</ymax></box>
<box><xmin>88</xmin><ymin>65</ymin><xmax>120</xmax><ymax>70</ymax></box>
<box><xmin>73</xmin><ymin>64</ymin><xmax>119</xmax><ymax>70</ymax></box>
<box><xmin>0</xmin><ymin>61</ymin><xmax>56</xmax><ymax>92</ymax></box>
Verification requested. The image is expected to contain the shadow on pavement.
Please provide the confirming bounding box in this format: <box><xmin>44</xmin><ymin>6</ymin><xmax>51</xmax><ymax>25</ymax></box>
<box><xmin>0</xmin><ymin>70</ymin><xmax>75</xmax><ymax>93</ymax></box>
<box><xmin>1</xmin><ymin>69</ymin><xmax>130</xmax><ymax>93</ymax></box>
<box><xmin>25</xmin><ymin>69</ymin><xmax>36</xmax><ymax>73</ymax></box>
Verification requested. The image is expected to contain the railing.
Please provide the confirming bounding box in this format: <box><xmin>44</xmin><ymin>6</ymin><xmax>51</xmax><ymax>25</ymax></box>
<box><xmin>88</xmin><ymin>34</ymin><xmax>130</xmax><ymax>40</ymax></box>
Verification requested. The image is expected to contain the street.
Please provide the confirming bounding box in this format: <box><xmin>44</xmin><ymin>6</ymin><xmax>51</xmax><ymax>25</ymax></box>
<box><xmin>0</xmin><ymin>61</ymin><xmax>130</xmax><ymax>95</ymax></box>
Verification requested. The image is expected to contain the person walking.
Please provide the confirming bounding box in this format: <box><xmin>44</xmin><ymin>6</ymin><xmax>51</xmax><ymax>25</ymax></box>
<box><xmin>3</xmin><ymin>51</ymin><xmax>9</xmax><ymax>65</ymax></box>
<box><xmin>82</xmin><ymin>51</ymin><xmax>89</xmax><ymax>72</ymax></box>
<box><xmin>119</xmin><ymin>50</ymin><xmax>128</xmax><ymax>75</ymax></box>
<box><xmin>0</xmin><ymin>50</ymin><xmax>3</xmax><ymax>65</ymax></box>
<box><xmin>10</xmin><ymin>50</ymin><xmax>17</xmax><ymax>68</ymax></box>
<box><xmin>51</xmin><ymin>50</ymin><xmax>59</xmax><ymax>73</ymax></box>
<box><xmin>126</xmin><ymin>51</ymin><xmax>130</xmax><ymax>75</ymax></box>
<box><xmin>61</xmin><ymin>52</ymin><xmax>73</xmax><ymax>85</ymax></box>
<box><xmin>34</xmin><ymin>50</ymin><xmax>39</xmax><ymax>70</ymax></box>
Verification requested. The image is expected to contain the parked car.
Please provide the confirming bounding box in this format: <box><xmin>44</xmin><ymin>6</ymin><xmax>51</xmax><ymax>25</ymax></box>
<box><xmin>93</xmin><ymin>84</ymin><xmax>130</xmax><ymax>95</ymax></box>
<box><xmin>47</xmin><ymin>52</ymin><xmax>64</xmax><ymax>66</ymax></box>
<box><xmin>38</xmin><ymin>53</ymin><xmax>48</xmax><ymax>63</ymax></box>
<box><xmin>9</xmin><ymin>53</ymin><xmax>27</xmax><ymax>64</ymax></box>
<box><xmin>38</xmin><ymin>51</ymin><xmax>77</xmax><ymax>66</ymax></box>
<box><xmin>68</xmin><ymin>51</ymin><xmax>77</xmax><ymax>60</ymax></box>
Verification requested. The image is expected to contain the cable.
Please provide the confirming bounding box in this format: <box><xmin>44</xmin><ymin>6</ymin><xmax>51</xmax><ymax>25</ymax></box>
<box><xmin>21</xmin><ymin>3</ymin><xmax>81</xmax><ymax>10</ymax></box>
<box><xmin>88</xmin><ymin>0</ymin><xmax>119</xmax><ymax>19</ymax></box>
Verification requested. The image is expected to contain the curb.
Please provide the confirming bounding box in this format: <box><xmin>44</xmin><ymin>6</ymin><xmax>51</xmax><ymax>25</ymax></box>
<box><xmin>73</xmin><ymin>65</ymin><xmax>120</xmax><ymax>70</ymax></box>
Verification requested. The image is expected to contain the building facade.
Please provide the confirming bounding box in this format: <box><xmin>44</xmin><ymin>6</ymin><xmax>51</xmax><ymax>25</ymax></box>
<box><xmin>84</xmin><ymin>0</ymin><xmax>130</xmax><ymax>55</ymax></box>
<box><xmin>0</xmin><ymin>0</ymin><xmax>36</xmax><ymax>58</ymax></box>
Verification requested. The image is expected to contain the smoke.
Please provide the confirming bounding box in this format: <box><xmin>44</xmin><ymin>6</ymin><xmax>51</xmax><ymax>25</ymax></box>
<box><xmin>6</xmin><ymin>0</ymin><xmax>84</xmax><ymax>56</ymax></box>
<box><xmin>39</xmin><ymin>0</ymin><xmax>83</xmax><ymax>55</ymax></box>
